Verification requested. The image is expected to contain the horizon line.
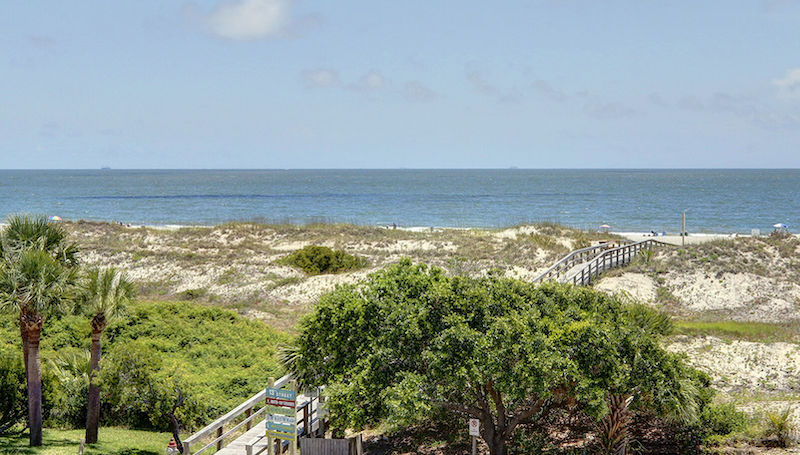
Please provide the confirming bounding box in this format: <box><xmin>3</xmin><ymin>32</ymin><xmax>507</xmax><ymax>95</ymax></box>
<box><xmin>1</xmin><ymin>167</ymin><xmax>799</xmax><ymax>171</ymax></box>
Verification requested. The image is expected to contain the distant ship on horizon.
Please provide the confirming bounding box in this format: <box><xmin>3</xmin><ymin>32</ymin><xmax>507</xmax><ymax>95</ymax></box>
<box><xmin>100</xmin><ymin>166</ymin><xmax>111</xmax><ymax>170</ymax></box>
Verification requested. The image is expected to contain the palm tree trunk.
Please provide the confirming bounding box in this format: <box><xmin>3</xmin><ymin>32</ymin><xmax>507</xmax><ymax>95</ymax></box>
<box><xmin>19</xmin><ymin>313</ymin><xmax>29</xmax><ymax>377</ymax></box>
<box><xmin>85</xmin><ymin>330</ymin><xmax>102</xmax><ymax>444</ymax></box>
<box><xmin>26</xmin><ymin>321</ymin><xmax>43</xmax><ymax>446</ymax></box>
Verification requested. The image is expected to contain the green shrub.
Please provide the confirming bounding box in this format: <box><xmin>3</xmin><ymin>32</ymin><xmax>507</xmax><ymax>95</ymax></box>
<box><xmin>0</xmin><ymin>301</ymin><xmax>288</xmax><ymax>432</ymax></box>
<box><xmin>278</xmin><ymin>245</ymin><xmax>367</xmax><ymax>275</ymax></box>
<box><xmin>47</xmin><ymin>349</ymin><xmax>90</xmax><ymax>428</ymax></box>
<box><xmin>700</xmin><ymin>402</ymin><xmax>748</xmax><ymax>441</ymax></box>
<box><xmin>0</xmin><ymin>347</ymin><xmax>26</xmax><ymax>434</ymax></box>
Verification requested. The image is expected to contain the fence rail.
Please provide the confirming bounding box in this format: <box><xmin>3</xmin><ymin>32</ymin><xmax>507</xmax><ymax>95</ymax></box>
<box><xmin>531</xmin><ymin>240</ymin><xmax>629</xmax><ymax>284</ymax></box>
<box><xmin>563</xmin><ymin>239</ymin><xmax>666</xmax><ymax>286</ymax></box>
<box><xmin>183</xmin><ymin>374</ymin><xmax>324</xmax><ymax>455</ymax></box>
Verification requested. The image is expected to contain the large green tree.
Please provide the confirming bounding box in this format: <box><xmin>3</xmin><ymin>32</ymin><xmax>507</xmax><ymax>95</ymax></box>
<box><xmin>79</xmin><ymin>267</ymin><xmax>135</xmax><ymax>444</ymax></box>
<box><xmin>285</xmin><ymin>259</ymin><xmax>706</xmax><ymax>455</ymax></box>
<box><xmin>0</xmin><ymin>215</ymin><xmax>79</xmax><ymax>446</ymax></box>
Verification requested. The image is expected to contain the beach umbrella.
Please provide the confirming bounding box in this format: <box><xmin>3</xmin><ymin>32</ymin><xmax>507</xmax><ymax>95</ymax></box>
<box><xmin>773</xmin><ymin>223</ymin><xmax>787</xmax><ymax>229</ymax></box>
<box><xmin>48</xmin><ymin>215</ymin><xmax>62</xmax><ymax>222</ymax></box>
<box><xmin>599</xmin><ymin>224</ymin><xmax>611</xmax><ymax>232</ymax></box>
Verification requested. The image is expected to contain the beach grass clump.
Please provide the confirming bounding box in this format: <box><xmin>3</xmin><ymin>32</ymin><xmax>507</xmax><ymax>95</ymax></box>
<box><xmin>673</xmin><ymin>320</ymin><xmax>800</xmax><ymax>343</ymax></box>
<box><xmin>277</xmin><ymin>245</ymin><xmax>367</xmax><ymax>275</ymax></box>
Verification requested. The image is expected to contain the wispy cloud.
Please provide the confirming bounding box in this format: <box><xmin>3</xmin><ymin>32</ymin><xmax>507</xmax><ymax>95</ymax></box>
<box><xmin>466</xmin><ymin>70</ymin><xmax>498</xmax><ymax>96</ymax></box>
<box><xmin>465</xmin><ymin>70</ymin><xmax>522</xmax><ymax>103</ymax></box>
<box><xmin>404</xmin><ymin>81</ymin><xmax>437</xmax><ymax>102</ymax></box>
<box><xmin>648</xmin><ymin>93</ymin><xmax>670</xmax><ymax>107</ymax></box>
<box><xmin>28</xmin><ymin>35</ymin><xmax>55</xmax><ymax>49</ymax></box>
<box><xmin>205</xmin><ymin>0</ymin><xmax>290</xmax><ymax>40</ymax></box>
<box><xmin>583</xmin><ymin>102</ymin><xmax>639</xmax><ymax>119</ymax></box>
<box><xmin>348</xmin><ymin>71</ymin><xmax>388</xmax><ymax>92</ymax></box>
<box><xmin>531</xmin><ymin>80</ymin><xmax>567</xmax><ymax>103</ymax></box>
<box><xmin>773</xmin><ymin>68</ymin><xmax>800</xmax><ymax>96</ymax></box>
<box><xmin>301</xmin><ymin>68</ymin><xmax>339</xmax><ymax>88</ymax></box>
<box><xmin>678</xmin><ymin>91</ymin><xmax>800</xmax><ymax>129</ymax></box>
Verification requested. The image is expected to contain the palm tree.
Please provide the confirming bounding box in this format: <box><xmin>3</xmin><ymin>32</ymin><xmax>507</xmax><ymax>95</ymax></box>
<box><xmin>0</xmin><ymin>214</ymin><xmax>78</xmax><ymax>378</ymax></box>
<box><xmin>0</xmin><ymin>249</ymin><xmax>77</xmax><ymax>446</ymax></box>
<box><xmin>80</xmin><ymin>267</ymin><xmax>135</xmax><ymax>444</ymax></box>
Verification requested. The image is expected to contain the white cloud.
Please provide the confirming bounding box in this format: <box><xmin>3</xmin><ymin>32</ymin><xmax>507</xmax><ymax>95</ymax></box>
<box><xmin>349</xmin><ymin>71</ymin><xmax>388</xmax><ymax>92</ymax></box>
<box><xmin>773</xmin><ymin>68</ymin><xmax>800</xmax><ymax>94</ymax></box>
<box><xmin>301</xmin><ymin>68</ymin><xmax>339</xmax><ymax>88</ymax></box>
<box><xmin>207</xmin><ymin>0</ymin><xmax>289</xmax><ymax>40</ymax></box>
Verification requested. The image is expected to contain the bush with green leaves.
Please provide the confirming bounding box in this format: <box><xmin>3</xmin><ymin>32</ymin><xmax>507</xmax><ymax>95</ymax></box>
<box><xmin>285</xmin><ymin>259</ymin><xmax>710</xmax><ymax>455</ymax></box>
<box><xmin>0</xmin><ymin>347</ymin><xmax>26</xmax><ymax>434</ymax></box>
<box><xmin>277</xmin><ymin>245</ymin><xmax>367</xmax><ymax>275</ymax></box>
<box><xmin>0</xmin><ymin>301</ymin><xmax>288</xmax><ymax>432</ymax></box>
<box><xmin>699</xmin><ymin>402</ymin><xmax>749</xmax><ymax>444</ymax></box>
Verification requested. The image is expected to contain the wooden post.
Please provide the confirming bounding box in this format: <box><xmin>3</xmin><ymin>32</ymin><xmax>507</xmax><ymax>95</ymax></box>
<box><xmin>267</xmin><ymin>377</ymin><xmax>275</xmax><ymax>455</ymax></box>
<box><xmin>246</xmin><ymin>407</ymin><xmax>252</xmax><ymax>430</ymax></box>
<box><xmin>216</xmin><ymin>426</ymin><xmax>224</xmax><ymax>450</ymax></box>
<box><xmin>682</xmin><ymin>211</ymin><xmax>686</xmax><ymax>247</ymax></box>
<box><xmin>290</xmin><ymin>380</ymin><xmax>297</xmax><ymax>455</ymax></box>
<box><xmin>471</xmin><ymin>435</ymin><xmax>477</xmax><ymax>455</ymax></box>
<box><xmin>183</xmin><ymin>441</ymin><xmax>191</xmax><ymax>455</ymax></box>
<box><xmin>79</xmin><ymin>438</ymin><xmax>85</xmax><ymax>455</ymax></box>
<box><xmin>303</xmin><ymin>404</ymin><xmax>309</xmax><ymax>437</ymax></box>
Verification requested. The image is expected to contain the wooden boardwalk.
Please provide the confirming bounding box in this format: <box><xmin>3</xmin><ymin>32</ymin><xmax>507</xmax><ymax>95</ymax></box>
<box><xmin>215</xmin><ymin>420</ymin><xmax>269</xmax><ymax>455</ymax></box>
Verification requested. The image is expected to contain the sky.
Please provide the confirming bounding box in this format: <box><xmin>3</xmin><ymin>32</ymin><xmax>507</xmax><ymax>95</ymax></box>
<box><xmin>2</xmin><ymin>0</ymin><xmax>800</xmax><ymax>169</ymax></box>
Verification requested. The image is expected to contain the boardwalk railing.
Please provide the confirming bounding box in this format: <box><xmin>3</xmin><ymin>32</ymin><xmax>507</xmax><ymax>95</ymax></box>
<box><xmin>531</xmin><ymin>240</ymin><xmax>629</xmax><ymax>284</ymax></box>
<box><xmin>563</xmin><ymin>239</ymin><xmax>666</xmax><ymax>286</ymax></box>
<box><xmin>183</xmin><ymin>374</ymin><xmax>324</xmax><ymax>455</ymax></box>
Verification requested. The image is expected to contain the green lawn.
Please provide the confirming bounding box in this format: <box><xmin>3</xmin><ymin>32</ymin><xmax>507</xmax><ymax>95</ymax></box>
<box><xmin>0</xmin><ymin>428</ymin><xmax>171</xmax><ymax>455</ymax></box>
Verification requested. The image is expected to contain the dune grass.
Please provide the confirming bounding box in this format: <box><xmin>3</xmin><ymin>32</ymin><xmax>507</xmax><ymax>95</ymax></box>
<box><xmin>674</xmin><ymin>320</ymin><xmax>800</xmax><ymax>343</ymax></box>
<box><xmin>0</xmin><ymin>427</ymin><xmax>170</xmax><ymax>455</ymax></box>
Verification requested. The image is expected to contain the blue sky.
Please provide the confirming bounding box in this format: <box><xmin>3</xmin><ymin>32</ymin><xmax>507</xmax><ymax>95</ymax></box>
<box><xmin>2</xmin><ymin>0</ymin><xmax>800</xmax><ymax>168</ymax></box>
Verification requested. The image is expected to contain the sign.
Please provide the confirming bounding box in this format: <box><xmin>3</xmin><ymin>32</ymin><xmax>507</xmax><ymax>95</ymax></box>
<box><xmin>266</xmin><ymin>386</ymin><xmax>297</xmax><ymax>440</ymax></box>
<box><xmin>469</xmin><ymin>418</ymin><xmax>480</xmax><ymax>437</ymax></box>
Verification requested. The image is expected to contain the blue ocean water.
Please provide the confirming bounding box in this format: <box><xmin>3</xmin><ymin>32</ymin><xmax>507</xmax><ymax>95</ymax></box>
<box><xmin>0</xmin><ymin>169</ymin><xmax>797</xmax><ymax>233</ymax></box>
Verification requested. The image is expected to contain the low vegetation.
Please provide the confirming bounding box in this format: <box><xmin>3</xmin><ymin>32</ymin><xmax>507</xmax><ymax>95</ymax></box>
<box><xmin>674</xmin><ymin>320</ymin><xmax>800</xmax><ymax>343</ymax></box>
<box><xmin>277</xmin><ymin>245</ymin><xmax>368</xmax><ymax>275</ymax></box>
<box><xmin>0</xmin><ymin>301</ymin><xmax>288</xmax><ymax>433</ymax></box>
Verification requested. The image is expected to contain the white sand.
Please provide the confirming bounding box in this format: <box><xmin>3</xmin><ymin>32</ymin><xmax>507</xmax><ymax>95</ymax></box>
<box><xmin>669</xmin><ymin>336</ymin><xmax>800</xmax><ymax>393</ymax></box>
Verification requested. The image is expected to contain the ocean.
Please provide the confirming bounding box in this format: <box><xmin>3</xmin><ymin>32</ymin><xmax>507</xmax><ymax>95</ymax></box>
<box><xmin>0</xmin><ymin>169</ymin><xmax>797</xmax><ymax>233</ymax></box>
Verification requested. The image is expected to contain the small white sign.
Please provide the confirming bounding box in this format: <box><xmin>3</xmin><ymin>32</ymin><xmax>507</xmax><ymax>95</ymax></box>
<box><xmin>469</xmin><ymin>418</ymin><xmax>480</xmax><ymax>437</ymax></box>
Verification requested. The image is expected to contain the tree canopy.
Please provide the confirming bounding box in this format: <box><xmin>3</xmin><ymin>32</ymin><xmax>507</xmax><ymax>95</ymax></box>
<box><xmin>286</xmin><ymin>259</ymin><xmax>709</xmax><ymax>455</ymax></box>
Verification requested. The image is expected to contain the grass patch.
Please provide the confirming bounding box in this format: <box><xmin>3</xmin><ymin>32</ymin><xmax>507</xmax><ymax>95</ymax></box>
<box><xmin>0</xmin><ymin>427</ymin><xmax>170</xmax><ymax>455</ymax></box>
<box><xmin>674</xmin><ymin>320</ymin><xmax>800</xmax><ymax>343</ymax></box>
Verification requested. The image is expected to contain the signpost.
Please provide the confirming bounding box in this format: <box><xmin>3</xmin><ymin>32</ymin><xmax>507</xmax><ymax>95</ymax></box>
<box><xmin>469</xmin><ymin>419</ymin><xmax>480</xmax><ymax>455</ymax></box>
<box><xmin>265</xmin><ymin>378</ymin><xmax>297</xmax><ymax>455</ymax></box>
